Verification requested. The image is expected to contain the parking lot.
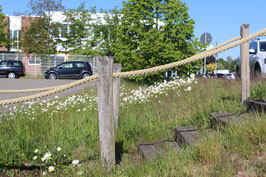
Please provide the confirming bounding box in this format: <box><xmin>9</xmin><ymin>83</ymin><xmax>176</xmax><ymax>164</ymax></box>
<box><xmin>0</xmin><ymin>78</ymin><xmax>96</xmax><ymax>102</ymax></box>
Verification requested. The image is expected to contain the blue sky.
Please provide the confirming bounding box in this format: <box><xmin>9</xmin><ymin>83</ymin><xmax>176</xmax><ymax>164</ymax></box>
<box><xmin>1</xmin><ymin>0</ymin><xmax>266</xmax><ymax>60</ymax></box>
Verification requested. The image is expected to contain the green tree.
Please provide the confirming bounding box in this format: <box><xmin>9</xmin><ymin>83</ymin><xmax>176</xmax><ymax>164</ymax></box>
<box><xmin>61</xmin><ymin>2</ymin><xmax>97</xmax><ymax>55</ymax></box>
<box><xmin>227</xmin><ymin>56</ymin><xmax>233</xmax><ymax>72</ymax></box>
<box><xmin>21</xmin><ymin>0</ymin><xmax>64</xmax><ymax>54</ymax></box>
<box><xmin>62</xmin><ymin>3</ymin><xmax>120</xmax><ymax>56</ymax></box>
<box><xmin>0</xmin><ymin>5</ymin><xmax>9</xmax><ymax>48</ymax></box>
<box><xmin>206</xmin><ymin>63</ymin><xmax>215</xmax><ymax>72</ymax></box>
<box><xmin>217</xmin><ymin>58</ymin><xmax>227</xmax><ymax>70</ymax></box>
<box><xmin>97</xmin><ymin>7</ymin><xmax>120</xmax><ymax>56</ymax></box>
<box><xmin>22</xmin><ymin>18</ymin><xmax>58</xmax><ymax>54</ymax></box>
<box><xmin>230</xmin><ymin>59</ymin><xmax>237</xmax><ymax>72</ymax></box>
<box><xmin>113</xmin><ymin>0</ymin><xmax>203</xmax><ymax>83</ymax></box>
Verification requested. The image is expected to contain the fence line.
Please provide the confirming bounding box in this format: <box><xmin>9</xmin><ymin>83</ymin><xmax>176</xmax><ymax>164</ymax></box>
<box><xmin>0</xmin><ymin>33</ymin><xmax>245</xmax><ymax>94</ymax></box>
<box><xmin>0</xmin><ymin>28</ymin><xmax>266</xmax><ymax>105</ymax></box>
<box><xmin>0</xmin><ymin>53</ymin><xmax>96</xmax><ymax>77</ymax></box>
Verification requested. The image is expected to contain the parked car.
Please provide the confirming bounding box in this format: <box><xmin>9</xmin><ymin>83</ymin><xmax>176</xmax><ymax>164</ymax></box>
<box><xmin>0</xmin><ymin>60</ymin><xmax>25</xmax><ymax>79</ymax></box>
<box><xmin>236</xmin><ymin>38</ymin><xmax>266</xmax><ymax>78</ymax></box>
<box><xmin>217</xmin><ymin>73</ymin><xmax>227</xmax><ymax>79</ymax></box>
<box><xmin>44</xmin><ymin>61</ymin><xmax>93</xmax><ymax>79</ymax></box>
<box><xmin>216</xmin><ymin>73</ymin><xmax>235</xmax><ymax>79</ymax></box>
<box><xmin>224</xmin><ymin>73</ymin><xmax>235</xmax><ymax>79</ymax></box>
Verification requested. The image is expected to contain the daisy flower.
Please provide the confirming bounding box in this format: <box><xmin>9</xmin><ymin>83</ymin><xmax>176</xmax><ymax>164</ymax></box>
<box><xmin>187</xmin><ymin>86</ymin><xmax>192</xmax><ymax>92</ymax></box>
<box><xmin>48</xmin><ymin>166</ymin><xmax>55</xmax><ymax>173</ymax></box>
<box><xmin>72</xmin><ymin>159</ymin><xmax>79</xmax><ymax>166</ymax></box>
<box><xmin>43</xmin><ymin>152</ymin><xmax>52</xmax><ymax>161</ymax></box>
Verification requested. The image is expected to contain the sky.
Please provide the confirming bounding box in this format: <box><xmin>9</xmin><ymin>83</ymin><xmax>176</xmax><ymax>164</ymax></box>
<box><xmin>0</xmin><ymin>0</ymin><xmax>266</xmax><ymax>61</ymax></box>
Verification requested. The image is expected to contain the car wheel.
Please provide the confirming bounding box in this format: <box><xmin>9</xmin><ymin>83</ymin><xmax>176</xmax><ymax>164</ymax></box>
<box><xmin>254</xmin><ymin>65</ymin><xmax>261</xmax><ymax>78</ymax></box>
<box><xmin>82</xmin><ymin>73</ymin><xmax>90</xmax><ymax>79</ymax></box>
<box><xmin>8</xmin><ymin>72</ymin><xmax>16</xmax><ymax>79</ymax></box>
<box><xmin>49</xmin><ymin>73</ymin><xmax>57</xmax><ymax>80</ymax></box>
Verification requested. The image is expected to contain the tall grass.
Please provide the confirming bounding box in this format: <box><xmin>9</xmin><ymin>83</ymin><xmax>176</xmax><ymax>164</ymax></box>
<box><xmin>0</xmin><ymin>78</ymin><xmax>265</xmax><ymax>176</ymax></box>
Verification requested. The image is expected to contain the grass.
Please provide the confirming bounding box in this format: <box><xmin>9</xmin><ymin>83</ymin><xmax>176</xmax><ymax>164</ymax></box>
<box><xmin>23</xmin><ymin>74</ymin><xmax>44</xmax><ymax>79</ymax></box>
<box><xmin>0</xmin><ymin>77</ymin><xmax>265</xmax><ymax>176</ymax></box>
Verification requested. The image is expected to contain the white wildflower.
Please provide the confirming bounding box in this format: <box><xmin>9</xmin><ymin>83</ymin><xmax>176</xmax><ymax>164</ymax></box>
<box><xmin>43</xmin><ymin>152</ymin><xmax>52</xmax><ymax>161</ymax></box>
<box><xmin>72</xmin><ymin>159</ymin><xmax>79</xmax><ymax>166</ymax></box>
<box><xmin>48</xmin><ymin>166</ymin><xmax>55</xmax><ymax>173</ymax></box>
<box><xmin>43</xmin><ymin>171</ymin><xmax>47</xmax><ymax>176</ymax></box>
<box><xmin>57</xmin><ymin>147</ymin><xmax>62</xmax><ymax>152</ymax></box>
<box><xmin>187</xmin><ymin>86</ymin><xmax>192</xmax><ymax>92</ymax></box>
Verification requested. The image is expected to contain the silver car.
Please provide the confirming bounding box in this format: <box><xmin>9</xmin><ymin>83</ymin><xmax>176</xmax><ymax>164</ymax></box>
<box><xmin>236</xmin><ymin>38</ymin><xmax>266</xmax><ymax>78</ymax></box>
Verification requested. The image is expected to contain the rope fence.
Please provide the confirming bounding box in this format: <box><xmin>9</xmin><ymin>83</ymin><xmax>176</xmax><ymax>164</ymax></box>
<box><xmin>0</xmin><ymin>28</ymin><xmax>266</xmax><ymax>105</ymax></box>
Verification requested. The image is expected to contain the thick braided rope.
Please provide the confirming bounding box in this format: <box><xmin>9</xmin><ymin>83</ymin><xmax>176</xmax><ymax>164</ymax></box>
<box><xmin>0</xmin><ymin>35</ymin><xmax>242</xmax><ymax>94</ymax></box>
<box><xmin>0</xmin><ymin>75</ymin><xmax>98</xmax><ymax>105</ymax></box>
<box><xmin>0</xmin><ymin>28</ymin><xmax>265</xmax><ymax>105</ymax></box>
<box><xmin>0</xmin><ymin>86</ymin><xmax>60</xmax><ymax>94</ymax></box>
<box><xmin>207</xmin><ymin>36</ymin><xmax>241</xmax><ymax>51</ymax></box>
<box><xmin>113</xmin><ymin>28</ymin><xmax>266</xmax><ymax>78</ymax></box>
<box><xmin>0</xmin><ymin>36</ymin><xmax>241</xmax><ymax>94</ymax></box>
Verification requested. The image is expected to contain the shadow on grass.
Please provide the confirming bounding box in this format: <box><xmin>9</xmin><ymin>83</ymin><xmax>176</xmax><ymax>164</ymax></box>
<box><xmin>116</xmin><ymin>141</ymin><xmax>125</xmax><ymax>164</ymax></box>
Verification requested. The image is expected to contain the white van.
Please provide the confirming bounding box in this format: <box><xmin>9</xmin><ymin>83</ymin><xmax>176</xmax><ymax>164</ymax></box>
<box><xmin>236</xmin><ymin>38</ymin><xmax>266</xmax><ymax>78</ymax></box>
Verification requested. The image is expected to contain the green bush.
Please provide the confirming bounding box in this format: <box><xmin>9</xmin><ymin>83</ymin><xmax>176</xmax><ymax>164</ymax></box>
<box><xmin>249</xmin><ymin>82</ymin><xmax>266</xmax><ymax>100</ymax></box>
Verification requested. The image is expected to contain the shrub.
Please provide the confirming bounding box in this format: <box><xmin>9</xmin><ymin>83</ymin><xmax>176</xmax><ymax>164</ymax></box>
<box><xmin>249</xmin><ymin>81</ymin><xmax>266</xmax><ymax>100</ymax></box>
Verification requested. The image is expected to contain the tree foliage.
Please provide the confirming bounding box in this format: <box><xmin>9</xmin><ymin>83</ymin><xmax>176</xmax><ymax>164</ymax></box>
<box><xmin>226</xmin><ymin>56</ymin><xmax>233</xmax><ymax>72</ymax></box>
<box><xmin>216</xmin><ymin>57</ymin><xmax>237</xmax><ymax>72</ymax></box>
<box><xmin>61</xmin><ymin>2</ymin><xmax>120</xmax><ymax>56</ymax></box>
<box><xmin>113</xmin><ymin>0</ymin><xmax>203</xmax><ymax>83</ymax></box>
<box><xmin>27</xmin><ymin>0</ymin><xmax>64</xmax><ymax>16</ymax></box>
<box><xmin>21</xmin><ymin>18</ymin><xmax>59</xmax><ymax>54</ymax></box>
<box><xmin>0</xmin><ymin>4</ymin><xmax>9</xmax><ymax>48</ymax></box>
<box><xmin>21</xmin><ymin>0</ymin><xmax>64</xmax><ymax>54</ymax></box>
<box><xmin>62</xmin><ymin>2</ymin><xmax>98</xmax><ymax>55</ymax></box>
<box><xmin>217</xmin><ymin>58</ymin><xmax>227</xmax><ymax>70</ymax></box>
<box><xmin>206</xmin><ymin>63</ymin><xmax>216</xmax><ymax>72</ymax></box>
<box><xmin>97</xmin><ymin>7</ymin><xmax>120</xmax><ymax>56</ymax></box>
<box><xmin>230</xmin><ymin>59</ymin><xmax>237</xmax><ymax>72</ymax></box>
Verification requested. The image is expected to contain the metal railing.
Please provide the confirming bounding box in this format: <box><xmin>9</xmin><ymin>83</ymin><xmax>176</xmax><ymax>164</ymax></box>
<box><xmin>0</xmin><ymin>53</ymin><xmax>97</xmax><ymax>77</ymax></box>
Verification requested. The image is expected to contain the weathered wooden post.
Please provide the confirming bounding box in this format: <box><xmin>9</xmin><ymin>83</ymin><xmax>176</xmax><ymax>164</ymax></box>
<box><xmin>97</xmin><ymin>56</ymin><xmax>115</xmax><ymax>170</ymax></box>
<box><xmin>240</xmin><ymin>24</ymin><xmax>250</xmax><ymax>103</ymax></box>
<box><xmin>113</xmin><ymin>64</ymin><xmax>122</xmax><ymax>134</ymax></box>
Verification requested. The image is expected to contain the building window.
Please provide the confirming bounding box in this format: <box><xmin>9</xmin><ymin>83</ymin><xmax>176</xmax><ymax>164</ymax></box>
<box><xmin>28</xmin><ymin>58</ymin><xmax>41</xmax><ymax>65</ymax></box>
<box><xmin>13</xmin><ymin>30</ymin><xmax>17</xmax><ymax>38</ymax></box>
<box><xmin>10</xmin><ymin>30</ymin><xmax>21</xmax><ymax>50</ymax></box>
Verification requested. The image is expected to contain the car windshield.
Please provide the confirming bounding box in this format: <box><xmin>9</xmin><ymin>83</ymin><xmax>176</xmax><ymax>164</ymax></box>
<box><xmin>259</xmin><ymin>41</ymin><xmax>266</xmax><ymax>52</ymax></box>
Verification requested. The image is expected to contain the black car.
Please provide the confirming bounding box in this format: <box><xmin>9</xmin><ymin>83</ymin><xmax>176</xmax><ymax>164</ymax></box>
<box><xmin>0</xmin><ymin>60</ymin><xmax>25</xmax><ymax>79</ymax></box>
<box><xmin>44</xmin><ymin>61</ymin><xmax>93</xmax><ymax>79</ymax></box>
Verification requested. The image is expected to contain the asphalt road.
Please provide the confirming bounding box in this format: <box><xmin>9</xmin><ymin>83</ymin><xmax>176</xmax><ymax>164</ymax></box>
<box><xmin>0</xmin><ymin>78</ymin><xmax>96</xmax><ymax>103</ymax></box>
